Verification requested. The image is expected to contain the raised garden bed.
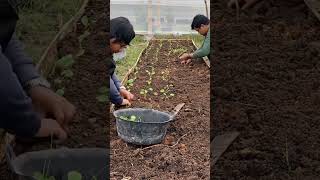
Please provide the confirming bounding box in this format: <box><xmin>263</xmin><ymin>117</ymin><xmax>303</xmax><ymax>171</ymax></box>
<box><xmin>212</xmin><ymin>0</ymin><xmax>320</xmax><ymax>179</ymax></box>
<box><xmin>110</xmin><ymin>39</ymin><xmax>210</xmax><ymax>179</ymax></box>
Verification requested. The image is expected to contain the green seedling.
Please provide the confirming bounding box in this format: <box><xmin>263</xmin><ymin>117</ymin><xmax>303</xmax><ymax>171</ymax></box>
<box><xmin>81</xmin><ymin>15</ymin><xmax>89</xmax><ymax>27</ymax></box>
<box><xmin>33</xmin><ymin>171</ymin><xmax>95</xmax><ymax>180</ymax></box>
<box><xmin>33</xmin><ymin>172</ymin><xmax>55</xmax><ymax>180</ymax></box>
<box><xmin>127</xmin><ymin>79</ymin><xmax>134</xmax><ymax>87</ymax></box>
<box><xmin>56</xmin><ymin>54</ymin><xmax>74</xmax><ymax>70</ymax></box>
<box><xmin>119</xmin><ymin>115</ymin><xmax>141</xmax><ymax>122</ymax></box>
<box><xmin>140</xmin><ymin>88</ymin><xmax>148</xmax><ymax>98</ymax></box>
<box><xmin>161</xmin><ymin>69</ymin><xmax>170</xmax><ymax>81</ymax></box>
<box><xmin>56</xmin><ymin>88</ymin><xmax>65</xmax><ymax>96</ymax></box>
<box><xmin>61</xmin><ymin>69</ymin><xmax>74</xmax><ymax>78</ymax></box>
<box><xmin>160</xmin><ymin>85</ymin><xmax>175</xmax><ymax>99</ymax></box>
<box><xmin>67</xmin><ymin>171</ymin><xmax>82</xmax><ymax>180</ymax></box>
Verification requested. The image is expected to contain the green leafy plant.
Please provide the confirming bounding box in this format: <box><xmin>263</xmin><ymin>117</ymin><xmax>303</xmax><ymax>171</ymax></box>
<box><xmin>140</xmin><ymin>88</ymin><xmax>148</xmax><ymax>98</ymax></box>
<box><xmin>126</xmin><ymin>78</ymin><xmax>134</xmax><ymax>87</ymax></box>
<box><xmin>160</xmin><ymin>85</ymin><xmax>175</xmax><ymax>99</ymax></box>
<box><xmin>68</xmin><ymin>171</ymin><xmax>82</xmax><ymax>180</ymax></box>
<box><xmin>81</xmin><ymin>15</ymin><xmax>89</xmax><ymax>27</ymax></box>
<box><xmin>61</xmin><ymin>69</ymin><xmax>74</xmax><ymax>78</ymax></box>
<box><xmin>161</xmin><ymin>68</ymin><xmax>170</xmax><ymax>81</ymax></box>
<box><xmin>119</xmin><ymin>115</ymin><xmax>141</xmax><ymax>122</ymax></box>
<box><xmin>33</xmin><ymin>172</ymin><xmax>55</xmax><ymax>180</ymax></box>
<box><xmin>56</xmin><ymin>54</ymin><xmax>74</xmax><ymax>69</ymax></box>
<box><xmin>33</xmin><ymin>171</ymin><xmax>96</xmax><ymax>180</ymax></box>
<box><xmin>56</xmin><ymin>88</ymin><xmax>65</xmax><ymax>96</ymax></box>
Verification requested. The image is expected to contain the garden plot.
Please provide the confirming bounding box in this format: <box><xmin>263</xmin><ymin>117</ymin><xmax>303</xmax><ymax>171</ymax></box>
<box><xmin>110</xmin><ymin>39</ymin><xmax>210</xmax><ymax>179</ymax></box>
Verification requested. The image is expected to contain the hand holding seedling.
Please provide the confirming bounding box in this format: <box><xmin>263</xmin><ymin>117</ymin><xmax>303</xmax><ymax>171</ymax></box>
<box><xmin>179</xmin><ymin>53</ymin><xmax>192</xmax><ymax>64</ymax></box>
<box><xmin>120</xmin><ymin>88</ymin><xmax>135</xmax><ymax>101</ymax></box>
<box><xmin>121</xmin><ymin>99</ymin><xmax>131</xmax><ymax>106</ymax></box>
<box><xmin>35</xmin><ymin>118</ymin><xmax>67</xmax><ymax>141</ymax></box>
<box><xmin>29</xmin><ymin>86</ymin><xmax>76</xmax><ymax>133</ymax></box>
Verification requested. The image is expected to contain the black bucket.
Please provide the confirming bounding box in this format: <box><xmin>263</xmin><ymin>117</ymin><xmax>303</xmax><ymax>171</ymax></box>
<box><xmin>5</xmin><ymin>145</ymin><xmax>108</xmax><ymax>180</ymax></box>
<box><xmin>113</xmin><ymin>108</ymin><xmax>175</xmax><ymax>145</ymax></box>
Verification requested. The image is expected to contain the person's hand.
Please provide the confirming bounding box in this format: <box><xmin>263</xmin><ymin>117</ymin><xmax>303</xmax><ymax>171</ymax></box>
<box><xmin>121</xmin><ymin>99</ymin><xmax>131</xmax><ymax>106</ymax></box>
<box><xmin>29</xmin><ymin>86</ymin><xmax>76</xmax><ymax>131</ymax></box>
<box><xmin>228</xmin><ymin>0</ymin><xmax>260</xmax><ymax>10</ymax></box>
<box><xmin>181</xmin><ymin>59</ymin><xmax>192</xmax><ymax>65</ymax></box>
<box><xmin>179</xmin><ymin>53</ymin><xmax>192</xmax><ymax>61</ymax></box>
<box><xmin>120</xmin><ymin>88</ymin><xmax>135</xmax><ymax>101</ymax></box>
<box><xmin>34</xmin><ymin>118</ymin><xmax>67</xmax><ymax>141</ymax></box>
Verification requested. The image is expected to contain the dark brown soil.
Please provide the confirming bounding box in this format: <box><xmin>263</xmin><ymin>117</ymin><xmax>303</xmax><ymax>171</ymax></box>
<box><xmin>110</xmin><ymin>40</ymin><xmax>210</xmax><ymax>179</ymax></box>
<box><xmin>0</xmin><ymin>0</ymin><xmax>109</xmax><ymax>179</ymax></box>
<box><xmin>212</xmin><ymin>0</ymin><xmax>320</xmax><ymax>179</ymax></box>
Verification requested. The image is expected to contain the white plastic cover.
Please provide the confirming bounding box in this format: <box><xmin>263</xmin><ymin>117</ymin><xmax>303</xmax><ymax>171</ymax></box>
<box><xmin>111</xmin><ymin>0</ymin><xmax>210</xmax><ymax>34</ymax></box>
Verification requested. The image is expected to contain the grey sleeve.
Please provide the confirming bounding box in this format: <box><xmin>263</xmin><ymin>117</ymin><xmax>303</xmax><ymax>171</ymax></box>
<box><xmin>4</xmin><ymin>33</ymin><xmax>40</xmax><ymax>88</ymax></box>
<box><xmin>0</xmin><ymin>46</ymin><xmax>41</xmax><ymax>137</ymax></box>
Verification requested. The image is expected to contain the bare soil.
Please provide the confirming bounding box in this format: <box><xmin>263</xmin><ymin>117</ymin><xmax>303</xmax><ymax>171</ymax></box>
<box><xmin>211</xmin><ymin>0</ymin><xmax>320</xmax><ymax>179</ymax></box>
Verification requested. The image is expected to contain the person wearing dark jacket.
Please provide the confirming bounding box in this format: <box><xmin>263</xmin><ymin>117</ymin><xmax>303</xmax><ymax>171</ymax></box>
<box><xmin>0</xmin><ymin>1</ymin><xmax>76</xmax><ymax>140</ymax></box>
<box><xmin>110</xmin><ymin>17</ymin><xmax>135</xmax><ymax>106</ymax></box>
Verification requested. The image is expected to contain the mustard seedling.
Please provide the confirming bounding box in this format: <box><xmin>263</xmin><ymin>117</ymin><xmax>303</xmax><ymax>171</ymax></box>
<box><xmin>119</xmin><ymin>115</ymin><xmax>141</xmax><ymax>122</ymax></box>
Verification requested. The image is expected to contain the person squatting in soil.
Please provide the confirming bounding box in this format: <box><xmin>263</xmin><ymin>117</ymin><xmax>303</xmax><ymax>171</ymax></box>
<box><xmin>179</xmin><ymin>14</ymin><xmax>210</xmax><ymax>64</ymax></box>
<box><xmin>0</xmin><ymin>1</ymin><xmax>76</xmax><ymax>141</ymax></box>
<box><xmin>109</xmin><ymin>17</ymin><xmax>135</xmax><ymax>106</ymax></box>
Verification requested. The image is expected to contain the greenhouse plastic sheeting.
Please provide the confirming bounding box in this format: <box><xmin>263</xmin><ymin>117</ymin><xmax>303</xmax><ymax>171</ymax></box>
<box><xmin>111</xmin><ymin>0</ymin><xmax>210</xmax><ymax>34</ymax></box>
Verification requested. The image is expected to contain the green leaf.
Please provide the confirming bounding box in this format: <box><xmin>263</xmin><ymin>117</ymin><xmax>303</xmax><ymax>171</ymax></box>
<box><xmin>170</xmin><ymin>93</ymin><xmax>175</xmax><ymax>97</ymax></box>
<box><xmin>56</xmin><ymin>55</ymin><xmax>74</xmax><ymax>69</ymax></box>
<box><xmin>96</xmin><ymin>94</ymin><xmax>108</xmax><ymax>103</ymax></box>
<box><xmin>78</xmin><ymin>31</ymin><xmax>90</xmax><ymax>43</ymax></box>
<box><xmin>33</xmin><ymin>172</ymin><xmax>45</xmax><ymax>180</ymax></box>
<box><xmin>61</xmin><ymin>70</ymin><xmax>74</xmax><ymax>78</ymax></box>
<box><xmin>153</xmin><ymin>92</ymin><xmax>158</xmax><ymax>96</ymax></box>
<box><xmin>130</xmin><ymin>115</ymin><xmax>137</xmax><ymax>121</ymax></box>
<box><xmin>81</xmin><ymin>16</ymin><xmax>89</xmax><ymax>27</ymax></box>
<box><xmin>91</xmin><ymin>176</ymin><xmax>98</xmax><ymax>180</ymax></box>
<box><xmin>160</xmin><ymin>89</ymin><xmax>165</xmax><ymax>93</ymax></box>
<box><xmin>56</xmin><ymin>88</ymin><xmax>65</xmax><ymax>96</ymax></box>
<box><xmin>127</xmin><ymin>79</ymin><xmax>134</xmax><ymax>84</ymax></box>
<box><xmin>149</xmin><ymin>88</ymin><xmax>153</xmax><ymax>91</ymax></box>
<box><xmin>119</xmin><ymin>116</ymin><xmax>128</xmax><ymax>120</ymax></box>
<box><xmin>98</xmin><ymin>86</ymin><xmax>108</xmax><ymax>94</ymax></box>
<box><xmin>68</xmin><ymin>171</ymin><xmax>82</xmax><ymax>180</ymax></box>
